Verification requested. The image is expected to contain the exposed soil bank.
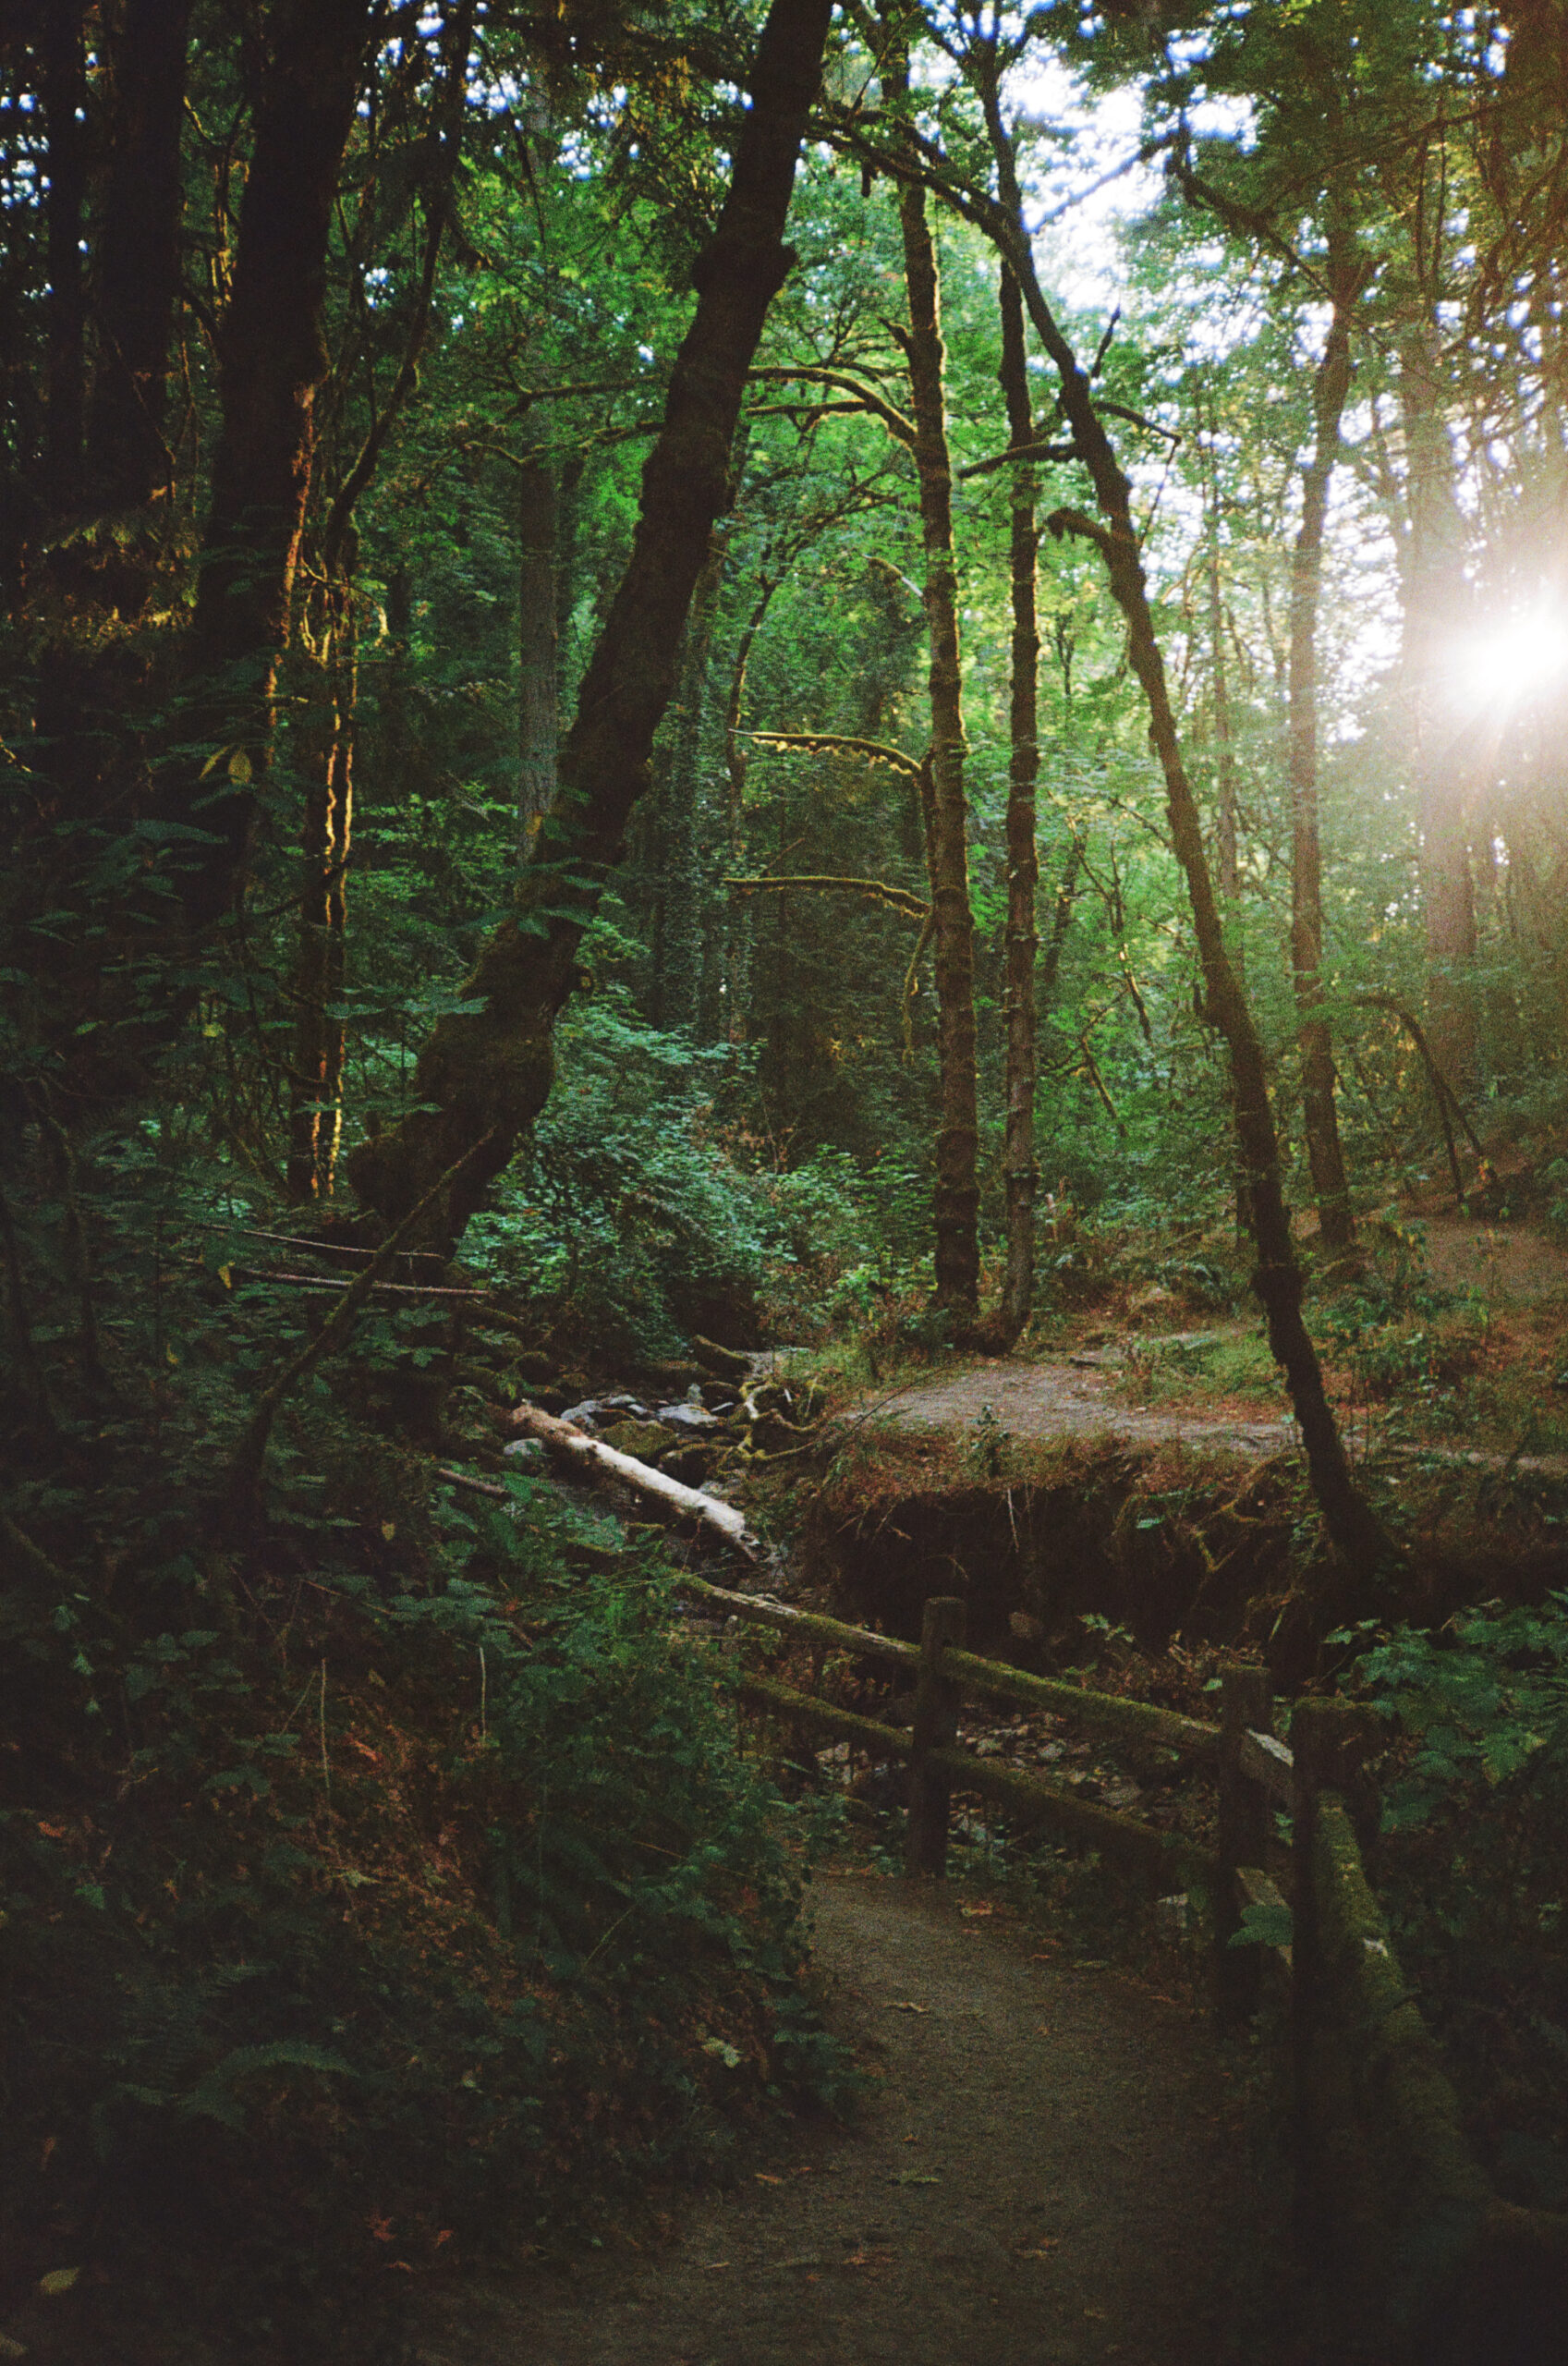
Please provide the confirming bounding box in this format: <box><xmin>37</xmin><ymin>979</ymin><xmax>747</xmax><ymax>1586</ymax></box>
<box><xmin>808</xmin><ymin>1433</ymin><xmax>1310</xmax><ymax>1671</ymax></box>
<box><xmin>408</xmin><ymin>1872</ymin><xmax>1335</xmax><ymax>2366</ymax></box>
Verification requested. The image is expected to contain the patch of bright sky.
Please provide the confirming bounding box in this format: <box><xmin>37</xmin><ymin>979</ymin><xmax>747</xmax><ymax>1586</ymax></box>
<box><xmin>993</xmin><ymin>48</ymin><xmax>1410</xmax><ymax>734</ymax></box>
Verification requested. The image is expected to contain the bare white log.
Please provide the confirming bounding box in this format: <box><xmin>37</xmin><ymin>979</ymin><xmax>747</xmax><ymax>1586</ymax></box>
<box><xmin>505</xmin><ymin>1400</ymin><xmax>760</xmax><ymax>1558</ymax></box>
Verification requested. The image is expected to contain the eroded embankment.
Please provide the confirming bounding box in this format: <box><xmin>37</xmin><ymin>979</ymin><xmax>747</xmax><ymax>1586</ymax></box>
<box><xmin>804</xmin><ymin>1427</ymin><xmax>1317</xmax><ymax>1675</ymax></box>
<box><xmin>797</xmin><ymin>1360</ymin><xmax>1568</xmax><ymax>1678</ymax></box>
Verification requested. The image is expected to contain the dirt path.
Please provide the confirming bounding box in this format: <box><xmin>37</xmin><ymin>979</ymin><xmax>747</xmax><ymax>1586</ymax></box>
<box><xmin>874</xmin><ymin>1215</ymin><xmax>1568</xmax><ymax>1464</ymax></box>
<box><xmin>874</xmin><ymin>1354</ymin><xmax>1295</xmax><ymax>1461</ymax></box>
<box><xmin>410</xmin><ymin>1873</ymin><xmax>1307</xmax><ymax>2366</ymax></box>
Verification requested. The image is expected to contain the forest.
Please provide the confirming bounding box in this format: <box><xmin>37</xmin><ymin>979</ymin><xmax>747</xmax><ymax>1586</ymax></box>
<box><xmin>2</xmin><ymin>1</ymin><xmax>1567</xmax><ymax>2359</ymax></box>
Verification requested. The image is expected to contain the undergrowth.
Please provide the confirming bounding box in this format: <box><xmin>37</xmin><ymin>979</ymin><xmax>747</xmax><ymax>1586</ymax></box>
<box><xmin>0</xmin><ymin>1123</ymin><xmax>850</xmax><ymax>2365</ymax></box>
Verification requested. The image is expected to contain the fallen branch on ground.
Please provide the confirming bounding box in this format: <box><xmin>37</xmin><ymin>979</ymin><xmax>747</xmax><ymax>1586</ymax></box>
<box><xmin>505</xmin><ymin>1401</ymin><xmax>760</xmax><ymax>1559</ymax></box>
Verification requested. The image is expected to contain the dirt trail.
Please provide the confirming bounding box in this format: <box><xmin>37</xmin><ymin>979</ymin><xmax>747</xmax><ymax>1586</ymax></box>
<box><xmin>874</xmin><ymin>1215</ymin><xmax>1568</xmax><ymax>1464</ymax></box>
<box><xmin>873</xmin><ymin>1355</ymin><xmax>1294</xmax><ymax>1461</ymax></box>
<box><xmin>411</xmin><ymin>1873</ymin><xmax>1307</xmax><ymax>2366</ymax></box>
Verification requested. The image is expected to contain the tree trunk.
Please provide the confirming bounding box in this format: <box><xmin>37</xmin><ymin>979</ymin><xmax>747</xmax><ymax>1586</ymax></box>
<box><xmin>22</xmin><ymin>0</ymin><xmax>192</xmax><ymax>1110</ymax></box>
<box><xmin>1398</xmin><ymin>308</ymin><xmax>1478</xmax><ymax>1092</ymax></box>
<box><xmin>517</xmin><ymin>457</ymin><xmax>559</xmax><ymax>850</ymax></box>
<box><xmin>1200</xmin><ymin>387</ymin><xmax>1248</xmax><ymax>1245</ymax></box>
<box><xmin>347</xmin><ymin>0</ymin><xmax>833</xmax><ymax>1249</ymax></box>
<box><xmin>177</xmin><ymin>0</ymin><xmax>376</xmax><ymax>931</ymax></box>
<box><xmin>972</xmin><ymin>76</ymin><xmax>1386</xmax><ymax>1574</ymax></box>
<box><xmin>41</xmin><ymin>0</ymin><xmax>87</xmax><ymax>516</ymax></box>
<box><xmin>1288</xmin><ymin>244</ymin><xmax>1358</xmax><ymax>1260</ymax></box>
<box><xmin>997</xmin><ymin>265</ymin><xmax>1040</xmax><ymax>1345</ymax></box>
<box><xmin>891</xmin><ymin>82</ymin><xmax>979</xmax><ymax>1319</ymax></box>
<box><xmin>85</xmin><ymin>0</ymin><xmax>193</xmax><ymax>515</ymax></box>
<box><xmin>723</xmin><ymin>575</ymin><xmax>782</xmax><ymax>1047</ymax></box>
<box><xmin>286</xmin><ymin>579</ymin><xmax>356</xmax><ymax>1202</ymax></box>
<box><xmin>1039</xmin><ymin>835</ymin><xmax>1081</xmax><ymax>1011</ymax></box>
<box><xmin>659</xmin><ymin>526</ymin><xmax>728</xmax><ymax>1036</ymax></box>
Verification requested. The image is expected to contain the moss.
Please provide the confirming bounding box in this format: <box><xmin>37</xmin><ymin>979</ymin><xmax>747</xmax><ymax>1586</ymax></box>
<box><xmin>1311</xmin><ymin>1794</ymin><xmax>1498</xmax><ymax>2340</ymax></box>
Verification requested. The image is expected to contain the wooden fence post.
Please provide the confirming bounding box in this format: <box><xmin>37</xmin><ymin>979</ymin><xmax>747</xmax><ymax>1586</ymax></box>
<box><xmin>1291</xmin><ymin>1696</ymin><xmax>1372</xmax><ymax>2252</ymax></box>
<box><xmin>906</xmin><ymin>1595</ymin><xmax>966</xmax><ymax>1877</ymax></box>
<box><xmin>1216</xmin><ymin>1662</ymin><xmax>1273</xmax><ymax>2027</ymax></box>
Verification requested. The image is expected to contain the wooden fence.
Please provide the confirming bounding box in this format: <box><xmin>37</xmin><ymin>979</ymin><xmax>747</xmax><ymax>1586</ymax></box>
<box><xmin>681</xmin><ymin>1576</ymin><xmax>1567</xmax><ymax>2362</ymax></box>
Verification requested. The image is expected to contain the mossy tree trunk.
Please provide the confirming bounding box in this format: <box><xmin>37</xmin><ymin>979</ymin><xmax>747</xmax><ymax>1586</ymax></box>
<box><xmin>176</xmin><ymin>0</ymin><xmax>377</xmax><ymax>933</ymax></box>
<box><xmin>286</xmin><ymin>577</ymin><xmax>356</xmax><ymax>1203</ymax></box>
<box><xmin>997</xmin><ymin>265</ymin><xmax>1040</xmax><ymax>1345</ymax></box>
<box><xmin>347</xmin><ymin>0</ymin><xmax>834</xmax><ymax>1249</ymax></box>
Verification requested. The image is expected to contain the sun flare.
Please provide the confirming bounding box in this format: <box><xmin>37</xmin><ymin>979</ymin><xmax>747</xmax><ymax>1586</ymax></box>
<box><xmin>1452</xmin><ymin>609</ymin><xmax>1568</xmax><ymax>711</ymax></box>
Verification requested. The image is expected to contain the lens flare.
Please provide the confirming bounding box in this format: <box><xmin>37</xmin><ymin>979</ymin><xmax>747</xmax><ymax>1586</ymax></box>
<box><xmin>1452</xmin><ymin>609</ymin><xmax>1568</xmax><ymax>711</ymax></box>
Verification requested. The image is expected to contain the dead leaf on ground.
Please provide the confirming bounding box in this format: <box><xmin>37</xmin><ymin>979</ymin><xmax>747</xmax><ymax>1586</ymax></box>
<box><xmin>883</xmin><ymin>2000</ymin><xmax>930</xmax><ymax>2014</ymax></box>
<box><xmin>889</xmin><ymin>2171</ymin><xmax>942</xmax><ymax>2186</ymax></box>
<box><xmin>960</xmin><ymin>1901</ymin><xmax>993</xmax><ymax>1918</ymax></box>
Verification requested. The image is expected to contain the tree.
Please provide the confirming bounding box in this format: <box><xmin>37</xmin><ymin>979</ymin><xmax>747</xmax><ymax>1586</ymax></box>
<box><xmin>347</xmin><ymin>0</ymin><xmax>837</xmax><ymax>1248</ymax></box>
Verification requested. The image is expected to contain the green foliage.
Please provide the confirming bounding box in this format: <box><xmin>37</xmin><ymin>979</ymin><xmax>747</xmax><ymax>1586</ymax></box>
<box><xmin>1355</xmin><ymin>1600</ymin><xmax>1568</xmax><ymax>2202</ymax></box>
<box><xmin>1228</xmin><ymin>1896</ymin><xmax>1295</xmax><ymax>1952</ymax></box>
<box><xmin>1361</xmin><ymin>1598</ymin><xmax>1568</xmax><ymax>1833</ymax></box>
<box><xmin>461</xmin><ymin>986</ymin><xmax>903</xmax><ymax>1359</ymax></box>
<box><xmin>1</xmin><ymin>1494</ymin><xmax>849</xmax><ymax>2347</ymax></box>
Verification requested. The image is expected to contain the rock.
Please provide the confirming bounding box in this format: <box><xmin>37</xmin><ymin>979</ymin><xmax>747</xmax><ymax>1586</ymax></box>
<box><xmin>502</xmin><ymin>1437</ymin><xmax>546</xmax><ymax>1466</ymax></box>
<box><xmin>657</xmin><ymin>1400</ymin><xmax>722</xmax><ymax>1432</ymax></box>
<box><xmin>691</xmin><ymin>1335</ymin><xmax>754</xmax><ymax>1381</ymax></box>
<box><xmin>600</xmin><ymin>1419</ymin><xmax>674</xmax><ymax>1462</ymax></box>
<box><xmin>558</xmin><ymin>1393</ymin><xmax>652</xmax><ymax>1430</ymax></box>
<box><xmin>632</xmin><ymin>1358</ymin><xmax>709</xmax><ymax>1396</ymax></box>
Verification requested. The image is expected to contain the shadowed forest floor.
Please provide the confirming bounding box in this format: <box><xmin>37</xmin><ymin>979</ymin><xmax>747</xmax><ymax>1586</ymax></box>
<box><xmin>409</xmin><ymin>1873</ymin><xmax>1348</xmax><ymax>2366</ymax></box>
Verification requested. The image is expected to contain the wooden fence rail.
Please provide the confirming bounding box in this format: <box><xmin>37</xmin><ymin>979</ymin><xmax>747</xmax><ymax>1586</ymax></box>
<box><xmin>681</xmin><ymin>1574</ymin><xmax>1567</xmax><ymax>2360</ymax></box>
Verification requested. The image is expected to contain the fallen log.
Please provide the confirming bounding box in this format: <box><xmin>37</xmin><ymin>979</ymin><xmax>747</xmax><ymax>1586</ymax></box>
<box><xmin>505</xmin><ymin>1400</ymin><xmax>760</xmax><ymax>1559</ymax></box>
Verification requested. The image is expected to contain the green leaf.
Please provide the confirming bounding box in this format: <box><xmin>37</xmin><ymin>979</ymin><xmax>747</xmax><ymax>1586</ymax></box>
<box><xmin>1229</xmin><ymin>1897</ymin><xmax>1294</xmax><ymax>1950</ymax></box>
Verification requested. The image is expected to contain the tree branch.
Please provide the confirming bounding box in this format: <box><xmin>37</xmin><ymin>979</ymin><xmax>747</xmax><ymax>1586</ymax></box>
<box><xmin>742</xmin><ymin>727</ymin><xmax>927</xmax><ymax>777</ymax></box>
<box><xmin>725</xmin><ymin>872</ymin><xmax>930</xmax><ymax>920</ymax></box>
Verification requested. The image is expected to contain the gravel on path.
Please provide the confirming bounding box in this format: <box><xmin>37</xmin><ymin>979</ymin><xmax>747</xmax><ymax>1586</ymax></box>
<box><xmin>409</xmin><ymin>1873</ymin><xmax>1300</xmax><ymax>2366</ymax></box>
